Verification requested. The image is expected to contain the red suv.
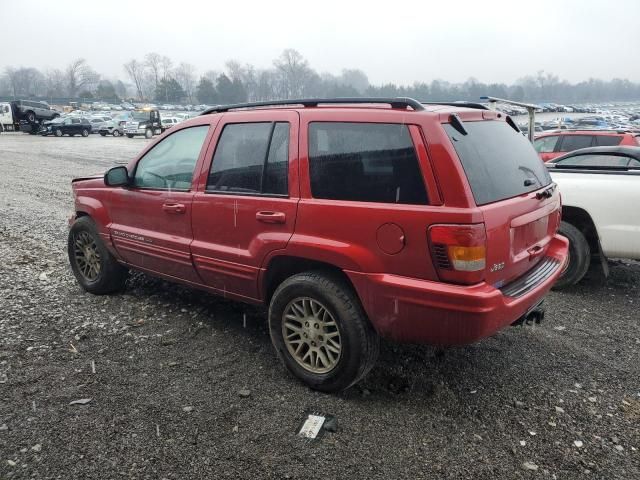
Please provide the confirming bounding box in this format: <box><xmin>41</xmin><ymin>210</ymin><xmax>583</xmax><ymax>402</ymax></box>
<box><xmin>534</xmin><ymin>129</ymin><xmax>640</xmax><ymax>162</ymax></box>
<box><xmin>68</xmin><ymin>98</ymin><xmax>568</xmax><ymax>391</ymax></box>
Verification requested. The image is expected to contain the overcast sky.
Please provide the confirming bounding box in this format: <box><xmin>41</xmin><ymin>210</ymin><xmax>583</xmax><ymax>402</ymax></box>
<box><xmin>2</xmin><ymin>0</ymin><xmax>639</xmax><ymax>85</ymax></box>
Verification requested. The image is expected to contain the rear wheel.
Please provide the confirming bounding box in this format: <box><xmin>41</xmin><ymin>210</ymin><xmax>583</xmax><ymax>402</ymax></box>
<box><xmin>26</xmin><ymin>111</ymin><xmax>36</xmax><ymax>123</ymax></box>
<box><xmin>99</xmin><ymin>131</ymin><xmax>106</xmax><ymax>137</ymax></box>
<box><xmin>54</xmin><ymin>129</ymin><xmax>62</xmax><ymax>137</ymax></box>
<box><xmin>68</xmin><ymin>216</ymin><xmax>128</xmax><ymax>294</ymax></box>
<box><xmin>127</xmin><ymin>133</ymin><xmax>134</xmax><ymax>138</ymax></box>
<box><xmin>553</xmin><ymin>221</ymin><xmax>590</xmax><ymax>289</ymax></box>
<box><xmin>268</xmin><ymin>272</ymin><xmax>379</xmax><ymax>392</ymax></box>
<box><xmin>81</xmin><ymin>128</ymin><xmax>89</xmax><ymax>137</ymax></box>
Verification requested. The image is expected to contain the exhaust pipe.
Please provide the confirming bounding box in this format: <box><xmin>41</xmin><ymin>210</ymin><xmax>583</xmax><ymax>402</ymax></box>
<box><xmin>511</xmin><ymin>302</ymin><xmax>545</xmax><ymax>327</ymax></box>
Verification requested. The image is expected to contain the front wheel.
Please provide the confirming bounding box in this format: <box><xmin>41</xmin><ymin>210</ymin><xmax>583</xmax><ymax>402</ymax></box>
<box><xmin>553</xmin><ymin>221</ymin><xmax>591</xmax><ymax>289</ymax></box>
<box><xmin>26</xmin><ymin>111</ymin><xmax>36</xmax><ymax>123</ymax></box>
<box><xmin>144</xmin><ymin>129</ymin><xmax>153</xmax><ymax>139</ymax></box>
<box><xmin>113</xmin><ymin>130</ymin><xmax>121</xmax><ymax>137</ymax></box>
<box><xmin>268</xmin><ymin>272</ymin><xmax>379</xmax><ymax>392</ymax></box>
<box><xmin>81</xmin><ymin>129</ymin><xmax>89</xmax><ymax>137</ymax></box>
<box><xmin>54</xmin><ymin>129</ymin><xmax>63</xmax><ymax>137</ymax></box>
<box><xmin>126</xmin><ymin>133</ymin><xmax>134</xmax><ymax>138</ymax></box>
<box><xmin>68</xmin><ymin>216</ymin><xmax>128</xmax><ymax>294</ymax></box>
<box><xmin>99</xmin><ymin>132</ymin><xmax>106</xmax><ymax>137</ymax></box>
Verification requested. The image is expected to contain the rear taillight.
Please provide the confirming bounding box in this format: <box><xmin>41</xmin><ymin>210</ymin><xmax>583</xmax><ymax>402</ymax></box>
<box><xmin>428</xmin><ymin>223</ymin><xmax>487</xmax><ymax>285</ymax></box>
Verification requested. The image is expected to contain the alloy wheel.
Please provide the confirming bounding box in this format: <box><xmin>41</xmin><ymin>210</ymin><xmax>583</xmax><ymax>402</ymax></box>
<box><xmin>73</xmin><ymin>231</ymin><xmax>101</xmax><ymax>281</ymax></box>
<box><xmin>282</xmin><ymin>297</ymin><xmax>342</xmax><ymax>374</ymax></box>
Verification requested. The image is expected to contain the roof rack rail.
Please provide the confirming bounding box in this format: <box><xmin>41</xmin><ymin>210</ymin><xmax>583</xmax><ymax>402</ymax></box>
<box><xmin>547</xmin><ymin>128</ymin><xmax>638</xmax><ymax>134</ymax></box>
<box><xmin>421</xmin><ymin>101</ymin><xmax>490</xmax><ymax>111</ymax></box>
<box><xmin>201</xmin><ymin>97</ymin><xmax>425</xmax><ymax>115</ymax></box>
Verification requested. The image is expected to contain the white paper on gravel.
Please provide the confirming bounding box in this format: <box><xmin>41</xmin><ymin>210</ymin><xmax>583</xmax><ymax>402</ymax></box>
<box><xmin>298</xmin><ymin>414</ymin><xmax>326</xmax><ymax>439</ymax></box>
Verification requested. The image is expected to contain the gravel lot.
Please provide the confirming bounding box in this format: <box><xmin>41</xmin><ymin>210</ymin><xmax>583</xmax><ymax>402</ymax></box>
<box><xmin>0</xmin><ymin>132</ymin><xmax>639</xmax><ymax>479</ymax></box>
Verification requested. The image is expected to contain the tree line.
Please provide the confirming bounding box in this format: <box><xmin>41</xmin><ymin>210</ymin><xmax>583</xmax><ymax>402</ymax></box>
<box><xmin>2</xmin><ymin>49</ymin><xmax>640</xmax><ymax>105</ymax></box>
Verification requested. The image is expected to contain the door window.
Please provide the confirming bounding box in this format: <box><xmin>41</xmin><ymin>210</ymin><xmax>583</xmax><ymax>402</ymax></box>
<box><xmin>594</xmin><ymin>135</ymin><xmax>623</xmax><ymax>147</ymax></box>
<box><xmin>207</xmin><ymin>122</ymin><xmax>289</xmax><ymax>196</ymax></box>
<box><xmin>558</xmin><ymin>135</ymin><xmax>593</xmax><ymax>152</ymax></box>
<box><xmin>534</xmin><ymin>135</ymin><xmax>559</xmax><ymax>153</ymax></box>
<box><xmin>308</xmin><ymin>122</ymin><xmax>428</xmax><ymax>204</ymax></box>
<box><xmin>133</xmin><ymin>126</ymin><xmax>209</xmax><ymax>190</ymax></box>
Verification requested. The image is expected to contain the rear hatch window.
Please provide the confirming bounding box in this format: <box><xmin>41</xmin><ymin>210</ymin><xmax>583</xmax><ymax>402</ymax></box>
<box><xmin>444</xmin><ymin>120</ymin><xmax>551</xmax><ymax>205</ymax></box>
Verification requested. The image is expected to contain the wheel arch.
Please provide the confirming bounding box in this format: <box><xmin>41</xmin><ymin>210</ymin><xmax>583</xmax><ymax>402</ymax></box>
<box><xmin>261</xmin><ymin>255</ymin><xmax>359</xmax><ymax>306</ymax></box>
<box><xmin>561</xmin><ymin>205</ymin><xmax>609</xmax><ymax>276</ymax></box>
<box><xmin>74</xmin><ymin>196</ymin><xmax>110</xmax><ymax>232</ymax></box>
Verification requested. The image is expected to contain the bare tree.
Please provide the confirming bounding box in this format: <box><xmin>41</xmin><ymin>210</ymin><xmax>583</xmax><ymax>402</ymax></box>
<box><xmin>145</xmin><ymin>52</ymin><xmax>162</xmax><ymax>92</ymax></box>
<box><xmin>160</xmin><ymin>56</ymin><xmax>173</xmax><ymax>80</ymax></box>
<box><xmin>225</xmin><ymin>61</ymin><xmax>259</xmax><ymax>101</ymax></box>
<box><xmin>4</xmin><ymin>67</ymin><xmax>45</xmax><ymax>98</ymax></box>
<box><xmin>339</xmin><ymin>69</ymin><xmax>369</xmax><ymax>94</ymax></box>
<box><xmin>174</xmin><ymin>62</ymin><xmax>196</xmax><ymax>103</ymax></box>
<box><xmin>203</xmin><ymin>70</ymin><xmax>220</xmax><ymax>84</ymax></box>
<box><xmin>65</xmin><ymin>58</ymin><xmax>98</xmax><ymax>96</ymax></box>
<box><xmin>273</xmin><ymin>49</ymin><xmax>313</xmax><ymax>98</ymax></box>
<box><xmin>123</xmin><ymin>59</ymin><xmax>146</xmax><ymax>100</ymax></box>
<box><xmin>4</xmin><ymin>67</ymin><xmax>20</xmax><ymax>98</ymax></box>
<box><xmin>43</xmin><ymin>68</ymin><xmax>66</xmax><ymax>99</ymax></box>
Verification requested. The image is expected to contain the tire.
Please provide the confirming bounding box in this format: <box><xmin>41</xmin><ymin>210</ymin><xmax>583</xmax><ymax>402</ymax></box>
<box><xmin>99</xmin><ymin>132</ymin><xmax>106</xmax><ymax>137</ymax></box>
<box><xmin>113</xmin><ymin>130</ymin><xmax>121</xmax><ymax>137</ymax></box>
<box><xmin>268</xmin><ymin>271</ymin><xmax>379</xmax><ymax>392</ymax></box>
<box><xmin>26</xmin><ymin>111</ymin><xmax>36</xmax><ymax>123</ymax></box>
<box><xmin>553</xmin><ymin>221</ymin><xmax>590</xmax><ymax>289</ymax></box>
<box><xmin>144</xmin><ymin>128</ymin><xmax>153</xmax><ymax>139</ymax></box>
<box><xmin>69</xmin><ymin>133</ymin><xmax>75</xmax><ymax>137</ymax></box>
<box><xmin>127</xmin><ymin>134</ymin><xmax>134</xmax><ymax>138</ymax></box>
<box><xmin>68</xmin><ymin>216</ymin><xmax>128</xmax><ymax>295</ymax></box>
<box><xmin>81</xmin><ymin>129</ymin><xmax>89</xmax><ymax>137</ymax></box>
<box><xmin>54</xmin><ymin>129</ymin><xmax>63</xmax><ymax>137</ymax></box>
<box><xmin>52</xmin><ymin>113</ymin><xmax>60</xmax><ymax>119</ymax></box>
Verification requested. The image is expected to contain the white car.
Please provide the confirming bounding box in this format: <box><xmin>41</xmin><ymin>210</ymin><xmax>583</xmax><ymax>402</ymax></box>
<box><xmin>161</xmin><ymin>117</ymin><xmax>181</xmax><ymax>129</ymax></box>
<box><xmin>547</xmin><ymin>145</ymin><xmax>640</xmax><ymax>288</ymax></box>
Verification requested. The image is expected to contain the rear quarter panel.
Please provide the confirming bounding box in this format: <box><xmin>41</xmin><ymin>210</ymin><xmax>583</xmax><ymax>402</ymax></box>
<box><xmin>551</xmin><ymin>170</ymin><xmax>640</xmax><ymax>258</ymax></box>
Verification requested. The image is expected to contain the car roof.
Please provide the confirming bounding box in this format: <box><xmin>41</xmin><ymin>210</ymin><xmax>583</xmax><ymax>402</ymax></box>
<box><xmin>550</xmin><ymin>145</ymin><xmax>640</xmax><ymax>163</ymax></box>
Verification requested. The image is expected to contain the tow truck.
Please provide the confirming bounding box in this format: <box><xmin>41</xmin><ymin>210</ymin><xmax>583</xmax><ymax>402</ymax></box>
<box><xmin>124</xmin><ymin>108</ymin><xmax>164</xmax><ymax>139</ymax></box>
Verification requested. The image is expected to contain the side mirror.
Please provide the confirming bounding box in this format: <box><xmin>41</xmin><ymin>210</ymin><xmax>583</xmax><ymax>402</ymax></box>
<box><xmin>104</xmin><ymin>166</ymin><xmax>129</xmax><ymax>187</ymax></box>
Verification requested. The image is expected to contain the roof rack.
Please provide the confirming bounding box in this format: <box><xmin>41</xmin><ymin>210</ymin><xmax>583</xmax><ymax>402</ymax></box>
<box><xmin>545</xmin><ymin>128</ymin><xmax>639</xmax><ymax>134</ymax></box>
<box><xmin>421</xmin><ymin>101</ymin><xmax>490</xmax><ymax>111</ymax></box>
<box><xmin>201</xmin><ymin>97</ymin><xmax>425</xmax><ymax>115</ymax></box>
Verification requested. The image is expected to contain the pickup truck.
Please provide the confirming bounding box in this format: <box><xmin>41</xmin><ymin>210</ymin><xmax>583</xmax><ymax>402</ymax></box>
<box><xmin>548</xmin><ymin>145</ymin><xmax>640</xmax><ymax>288</ymax></box>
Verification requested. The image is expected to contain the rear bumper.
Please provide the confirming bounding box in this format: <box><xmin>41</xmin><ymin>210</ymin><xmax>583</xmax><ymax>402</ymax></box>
<box><xmin>346</xmin><ymin>234</ymin><xmax>568</xmax><ymax>346</ymax></box>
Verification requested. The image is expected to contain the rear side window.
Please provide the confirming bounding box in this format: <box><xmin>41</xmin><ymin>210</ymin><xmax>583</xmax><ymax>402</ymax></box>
<box><xmin>595</xmin><ymin>135</ymin><xmax>622</xmax><ymax>147</ymax></box>
<box><xmin>559</xmin><ymin>135</ymin><xmax>593</xmax><ymax>152</ymax></box>
<box><xmin>534</xmin><ymin>135</ymin><xmax>559</xmax><ymax>153</ymax></box>
<box><xmin>207</xmin><ymin>122</ymin><xmax>289</xmax><ymax>195</ymax></box>
<box><xmin>308</xmin><ymin>122</ymin><xmax>428</xmax><ymax>204</ymax></box>
<box><xmin>444</xmin><ymin>120</ymin><xmax>551</xmax><ymax>206</ymax></box>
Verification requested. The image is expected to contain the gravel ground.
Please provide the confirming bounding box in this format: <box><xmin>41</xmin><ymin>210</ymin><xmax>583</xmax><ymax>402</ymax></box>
<box><xmin>0</xmin><ymin>132</ymin><xmax>639</xmax><ymax>480</ymax></box>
